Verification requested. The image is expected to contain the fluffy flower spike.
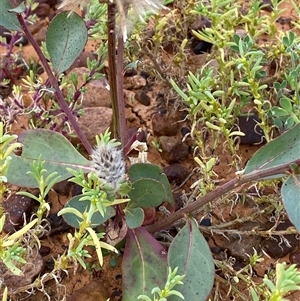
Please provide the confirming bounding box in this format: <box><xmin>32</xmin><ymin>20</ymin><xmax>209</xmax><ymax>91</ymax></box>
<box><xmin>91</xmin><ymin>129</ymin><xmax>125</xmax><ymax>191</ymax></box>
<box><xmin>116</xmin><ymin>0</ymin><xmax>165</xmax><ymax>40</ymax></box>
<box><xmin>58</xmin><ymin>0</ymin><xmax>87</xmax><ymax>11</ymax></box>
<box><xmin>59</xmin><ymin>0</ymin><xmax>166</xmax><ymax>41</ymax></box>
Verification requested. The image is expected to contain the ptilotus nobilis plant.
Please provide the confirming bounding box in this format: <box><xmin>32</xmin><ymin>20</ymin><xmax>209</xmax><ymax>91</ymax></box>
<box><xmin>59</xmin><ymin>0</ymin><xmax>165</xmax><ymax>40</ymax></box>
<box><xmin>91</xmin><ymin>134</ymin><xmax>126</xmax><ymax>191</ymax></box>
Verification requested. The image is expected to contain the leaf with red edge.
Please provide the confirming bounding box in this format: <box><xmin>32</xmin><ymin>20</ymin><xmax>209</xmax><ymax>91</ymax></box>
<box><xmin>122</xmin><ymin>227</ymin><xmax>168</xmax><ymax>300</ymax></box>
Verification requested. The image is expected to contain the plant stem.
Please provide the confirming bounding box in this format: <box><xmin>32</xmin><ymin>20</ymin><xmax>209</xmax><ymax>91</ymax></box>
<box><xmin>107</xmin><ymin>2</ymin><xmax>128</xmax><ymax>148</ymax></box>
<box><xmin>144</xmin><ymin>159</ymin><xmax>300</xmax><ymax>233</ymax></box>
<box><xmin>107</xmin><ymin>2</ymin><xmax>119</xmax><ymax>140</ymax></box>
<box><xmin>10</xmin><ymin>3</ymin><xmax>93</xmax><ymax>154</ymax></box>
<box><xmin>117</xmin><ymin>34</ymin><xmax>127</xmax><ymax>148</ymax></box>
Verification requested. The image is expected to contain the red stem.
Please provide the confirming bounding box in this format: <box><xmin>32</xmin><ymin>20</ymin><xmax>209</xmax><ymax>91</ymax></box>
<box><xmin>144</xmin><ymin>159</ymin><xmax>300</xmax><ymax>233</ymax></box>
<box><xmin>10</xmin><ymin>1</ymin><xmax>92</xmax><ymax>154</ymax></box>
<box><xmin>107</xmin><ymin>2</ymin><xmax>127</xmax><ymax>148</ymax></box>
<box><xmin>107</xmin><ymin>2</ymin><xmax>119</xmax><ymax>140</ymax></box>
<box><xmin>117</xmin><ymin>34</ymin><xmax>127</xmax><ymax>149</ymax></box>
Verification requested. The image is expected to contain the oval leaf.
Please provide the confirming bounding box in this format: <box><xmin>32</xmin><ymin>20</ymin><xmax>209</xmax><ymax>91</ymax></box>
<box><xmin>128</xmin><ymin>178</ymin><xmax>166</xmax><ymax>208</ymax></box>
<box><xmin>244</xmin><ymin>123</ymin><xmax>300</xmax><ymax>178</ymax></box>
<box><xmin>128</xmin><ymin>163</ymin><xmax>173</xmax><ymax>204</ymax></box>
<box><xmin>124</xmin><ymin>207</ymin><xmax>144</xmax><ymax>229</ymax></box>
<box><xmin>46</xmin><ymin>11</ymin><xmax>87</xmax><ymax>74</ymax></box>
<box><xmin>122</xmin><ymin>227</ymin><xmax>168</xmax><ymax>301</ymax></box>
<box><xmin>0</xmin><ymin>0</ymin><xmax>22</xmax><ymax>31</ymax></box>
<box><xmin>281</xmin><ymin>175</ymin><xmax>300</xmax><ymax>232</ymax></box>
<box><xmin>6</xmin><ymin>129</ymin><xmax>92</xmax><ymax>188</ymax></box>
<box><xmin>168</xmin><ymin>219</ymin><xmax>214</xmax><ymax>301</ymax></box>
<box><xmin>280</xmin><ymin>97</ymin><xmax>292</xmax><ymax>113</ymax></box>
<box><xmin>63</xmin><ymin>195</ymin><xmax>116</xmax><ymax>228</ymax></box>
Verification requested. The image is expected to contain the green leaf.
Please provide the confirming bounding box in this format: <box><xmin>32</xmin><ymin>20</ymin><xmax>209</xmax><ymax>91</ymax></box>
<box><xmin>168</xmin><ymin>219</ymin><xmax>214</xmax><ymax>301</ymax></box>
<box><xmin>8</xmin><ymin>2</ymin><xmax>26</xmax><ymax>13</ymax></box>
<box><xmin>6</xmin><ymin>129</ymin><xmax>92</xmax><ymax>188</ymax></box>
<box><xmin>128</xmin><ymin>178</ymin><xmax>166</xmax><ymax>208</ymax></box>
<box><xmin>272</xmin><ymin>106</ymin><xmax>288</xmax><ymax>117</ymax></box>
<box><xmin>281</xmin><ymin>175</ymin><xmax>300</xmax><ymax>231</ymax></box>
<box><xmin>233</xmin><ymin>33</ymin><xmax>240</xmax><ymax>45</ymax></box>
<box><xmin>244</xmin><ymin>123</ymin><xmax>300</xmax><ymax>178</ymax></box>
<box><xmin>122</xmin><ymin>227</ymin><xmax>168</xmax><ymax>301</ymax></box>
<box><xmin>284</xmin><ymin>116</ymin><xmax>295</xmax><ymax>129</ymax></box>
<box><xmin>280</xmin><ymin>97</ymin><xmax>293</xmax><ymax>113</ymax></box>
<box><xmin>0</xmin><ymin>0</ymin><xmax>22</xmax><ymax>31</ymax></box>
<box><xmin>124</xmin><ymin>207</ymin><xmax>144</xmax><ymax>229</ymax></box>
<box><xmin>128</xmin><ymin>163</ymin><xmax>174</xmax><ymax>204</ymax></box>
<box><xmin>230</xmin><ymin>45</ymin><xmax>240</xmax><ymax>53</ymax></box>
<box><xmin>46</xmin><ymin>11</ymin><xmax>87</xmax><ymax>74</ymax></box>
<box><xmin>63</xmin><ymin>195</ymin><xmax>115</xmax><ymax>228</ymax></box>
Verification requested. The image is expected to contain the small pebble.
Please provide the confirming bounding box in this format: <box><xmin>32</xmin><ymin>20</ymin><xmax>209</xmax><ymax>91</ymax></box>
<box><xmin>191</xmin><ymin>40</ymin><xmax>213</xmax><ymax>55</ymax></box>
<box><xmin>34</xmin><ymin>3</ymin><xmax>51</xmax><ymax>18</ymax></box>
<box><xmin>47</xmin><ymin>213</ymin><xmax>63</xmax><ymax>229</ymax></box>
<box><xmin>236</xmin><ymin>115</ymin><xmax>265</xmax><ymax>144</ymax></box>
<box><xmin>173</xmin><ymin>192</ymin><xmax>184</xmax><ymax>210</ymax></box>
<box><xmin>53</xmin><ymin>178</ymin><xmax>73</xmax><ymax>196</ymax></box>
<box><xmin>181</xmin><ymin>127</ymin><xmax>190</xmax><ymax>137</ymax></box>
<box><xmin>200</xmin><ymin>218</ymin><xmax>211</xmax><ymax>227</ymax></box>
<box><xmin>124</xmin><ymin>74</ymin><xmax>146</xmax><ymax>90</ymax></box>
<box><xmin>39</xmin><ymin>245</ymin><xmax>51</xmax><ymax>257</ymax></box>
<box><xmin>276</xmin><ymin>16</ymin><xmax>292</xmax><ymax>26</ymax></box>
<box><xmin>123</xmin><ymin>68</ymin><xmax>138</xmax><ymax>77</ymax></box>
<box><xmin>45</xmin><ymin>258</ymin><xmax>55</xmax><ymax>270</ymax></box>
<box><xmin>36</xmin><ymin>0</ymin><xmax>57</xmax><ymax>8</ymax></box>
<box><xmin>159</xmin><ymin>136</ymin><xmax>189</xmax><ymax>163</ymax></box>
<box><xmin>152</xmin><ymin>110</ymin><xmax>179</xmax><ymax>136</ymax></box>
<box><xmin>260</xmin><ymin>0</ymin><xmax>273</xmax><ymax>12</ymax></box>
<box><xmin>72</xmin><ymin>184</ymin><xmax>83</xmax><ymax>197</ymax></box>
<box><xmin>164</xmin><ymin>164</ymin><xmax>189</xmax><ymax>185</ymax></box>
<box><xmin>135</xmin><ymin>90</ymin><xmax>151</xmax><ymax>106</ymax></box>
<box><xmin>233</xmin><ymin>260</ymin><xmax>247</xmax><ymax>271</ymax></box>
<box><xmin>140</xmin><ymin>70</ymin><xmax>150</xmax><ymax>80</ymax></box>
<box><xmin>3</xmin><ymin>193</ymin><xmax>35</xmax><ymax>233</ymax></box>
<box><xmin>211</xmin><ymin>246</ymin><xmax>222</xmax><ymax>254</ymax></box>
